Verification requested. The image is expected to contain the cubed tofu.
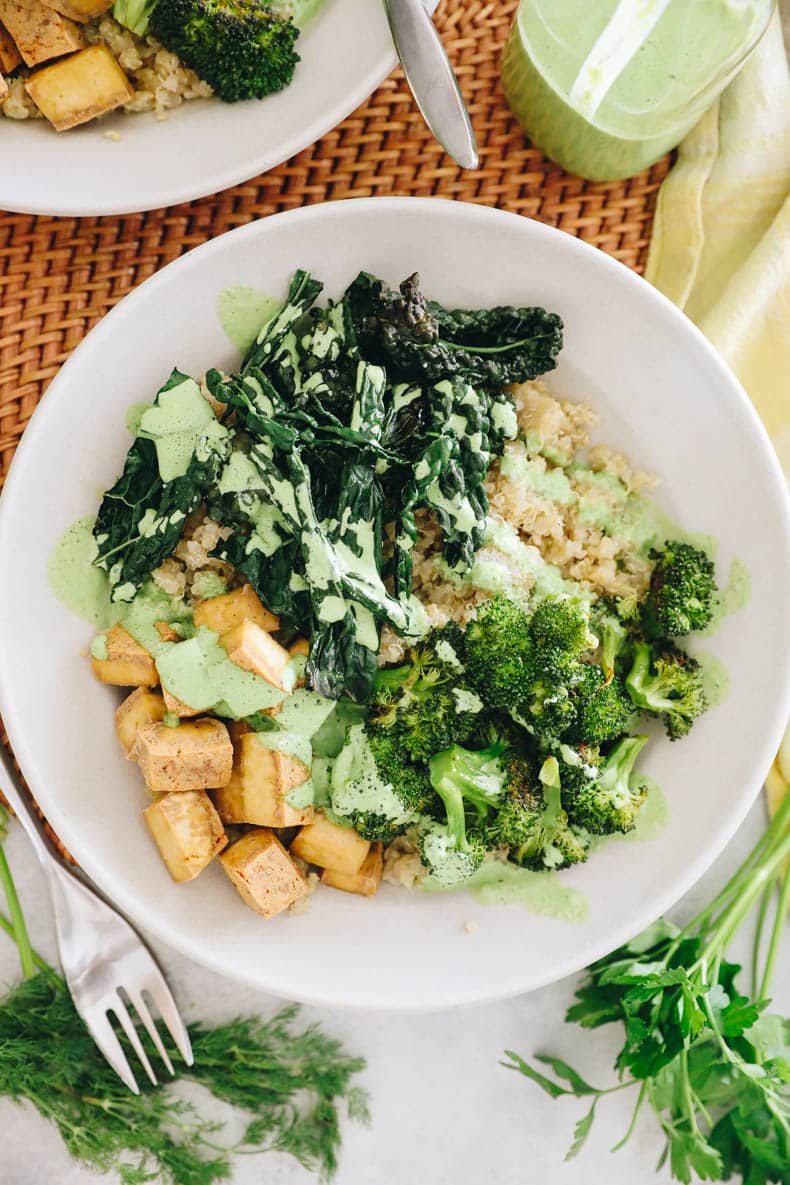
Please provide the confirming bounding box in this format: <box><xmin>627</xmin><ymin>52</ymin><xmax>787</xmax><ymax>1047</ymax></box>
<box><xmin>114</xmin><ymin>688</ymin><xmax>166</xmax><ymax>760</ymax></box>
<box><xmin>40</xmin><ymin>0</ymin><xmax>111</xmax><ymax>21</ymax></box>
<box><xmin>194</xmin><ymin>584</ymin><xmax>279</xmax><ymax>636</ymax></box>
<box><xmin>155</xmin><ymin>620</ymin><xmax>181</xmax><ymax>643</ymax></box>
<box><xmin>0</xmin><ymin>23</ymin><xmax>21</xmax><ymax>72</ymax></box>
<box><xmin>91</xmin><ymin>624</ymin><xmax>157</xmax><ymax>687</ymax></box>
<box><xmin>25</xmin><ymin>44</ymin><xmax>133</xmax><ymax>130</ymax></box>
<box><xmin>229</xmin><ymin>719</ymin><xmax>251</xmax><ymax>743</ymax></box>
<box><xmin>220</xmin><ymin>829</ymin><xmax>306</xmax><ymax>918</ymax></box>
<box><xmin>144</xmin><ymin>790</ymin><xmax>227</xmax><ymax>883</ymax></box>
<box><xmin>136</xmin><ymin>718</ymin><xmax>233</xmax><ymax>794</ymax></box>
<box><xmin>212</xmin><ymin>733</ymin><xmax>313</xmax><ymax>828</ymax></box>
<box><xmin>162</xmin><ymin>687</ymin><xmax>202</xmax><ymax>719</ymax></box>
<box><xmin>220</xmin><ymin>620</ymin><xmax>290</xmax><ymax>690</ymax></box>
<box><xmin>291</xmin><ymin>814</ymin><xmax>370</xmax><ymax>875</ymax></box>
<box><xmin>0</xmin><ymin>0</ymin><xmax>82</xmax><ymax>66</ymax></box>
<box><xmin>322</xmin><ymin>844</ymin><xmax>383</xmax><ymax>897</ymax></box>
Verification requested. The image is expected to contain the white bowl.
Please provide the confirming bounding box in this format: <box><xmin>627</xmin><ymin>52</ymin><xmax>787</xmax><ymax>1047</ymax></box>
<box><xmin>1</xmin><ymin>198</ymin><xmax>788</xmax><ymax>1009</ymax></box>
<box><xmin>0</xmin><ymin>0</ymin><xmax>423</xmax><ymax>216</ymax></box>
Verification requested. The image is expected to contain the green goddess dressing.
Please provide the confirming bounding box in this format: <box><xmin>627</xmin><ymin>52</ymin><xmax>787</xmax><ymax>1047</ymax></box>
<box><xmin>502</xmin><ymin>0</ymin><xmax>774</xmax><ymax>180</ymax></box>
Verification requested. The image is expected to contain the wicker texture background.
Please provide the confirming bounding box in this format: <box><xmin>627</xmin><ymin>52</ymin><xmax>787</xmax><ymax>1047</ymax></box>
<box><xmin>0</xmin><ymin>0</ymin><xmax>670</xmax><ymax>855</ymax></box>
<box><xmin>0</xmin><ymin>0</ymin><xmax>671</xmax><ymax>486</ymax></box>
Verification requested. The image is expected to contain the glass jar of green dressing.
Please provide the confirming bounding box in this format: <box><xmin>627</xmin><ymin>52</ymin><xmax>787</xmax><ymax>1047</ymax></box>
<box><xmin>502</xmin><ymin>0</ymin><xmax>775</xmax><ymax>181</ymax></box>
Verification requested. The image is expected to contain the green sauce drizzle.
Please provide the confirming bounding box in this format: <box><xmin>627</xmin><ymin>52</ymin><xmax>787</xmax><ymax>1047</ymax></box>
<box><xmin>217</xmin><ymin>286</ymin><xmax>283</xmax><ymax>356</ymax></box>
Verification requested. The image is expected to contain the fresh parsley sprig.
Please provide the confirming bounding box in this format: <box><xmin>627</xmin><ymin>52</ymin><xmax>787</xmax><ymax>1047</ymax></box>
<box><xmin>0</xmin><ymin>803</ymin><xmax>368</xmax><ymax>1184</ymax></box>
<box><xmin>504</xmin><ymin>788</ymin><xmax>790</xmax><ymax>1184</ymax></box>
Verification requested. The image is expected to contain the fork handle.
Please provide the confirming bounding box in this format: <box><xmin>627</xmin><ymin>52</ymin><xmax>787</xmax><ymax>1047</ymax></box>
<box><xmin>0</xmin><ymin>739</ymin><xmax>57</xmax><ymax>871</ymax></box>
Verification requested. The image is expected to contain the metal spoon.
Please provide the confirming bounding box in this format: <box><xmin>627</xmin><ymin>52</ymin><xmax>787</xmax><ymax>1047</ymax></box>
<box><xmin>383</xmin><ymin>0</ymin><xmax>479</xmax><ymax>170</ymax></box>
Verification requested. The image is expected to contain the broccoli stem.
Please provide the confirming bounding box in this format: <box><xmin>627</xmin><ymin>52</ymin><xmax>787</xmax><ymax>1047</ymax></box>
<box><xmin>603</xmin><ymin>735</ymin><xmax>647</xmax><ymax>785</ymax></box>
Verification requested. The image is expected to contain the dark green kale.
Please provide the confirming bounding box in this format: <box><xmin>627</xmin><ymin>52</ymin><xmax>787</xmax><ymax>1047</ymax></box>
<box><xmin>96</xmin><ymin>268</ymin><xmax>562</xmax><ymax>702</ymax></box>
<box><xmin>346</xmin><ymin>271</ymin><xmax>563</xmax><ymax>386</ymax></box>
<box><xmin>93</xmin><ymin>369</ymin><xmax>231</xmax><ymax>603</ymax></box>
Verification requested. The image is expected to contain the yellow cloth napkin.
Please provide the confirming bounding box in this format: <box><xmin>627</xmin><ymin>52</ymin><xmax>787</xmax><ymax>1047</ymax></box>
<box><xmin>646</xmin><ymin>10</ymin><xmax>790</xmax><ymax>476</ymax></box>
<box><xmin>645</xmin><ymin>11</ymin><xmax>790</xmax><ymax>809</ymax></box>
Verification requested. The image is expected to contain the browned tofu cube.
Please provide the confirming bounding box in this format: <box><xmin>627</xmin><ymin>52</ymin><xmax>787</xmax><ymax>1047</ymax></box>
<box><xmin>0</xmin><ymin>0</ymin><xmax>82</xmax><ymax>66</ymax></box>
<box><xmin>155</xmin><ymin>620</ymin><xmax>181</xmax><ymax>643</ymax></box>
<box><xmin>25</xmin><ymin>45</ymin><xmax>133</xmax><ymax>130</ymax></box>
<box><xmin>136</xmin><ymin>718</ymin><xmax>233</xmax><ymax>794</ymax></box>
<box><xmin>291</xmin><ymin>814</ymin><xmax>370</xmax><ymax>875</ymax></box>
<box><xmin>91</xmin><ymin>624</ymin><xmax>157</xmax><ymax>687</ymax></box>
<box><xmin>0</xmin><ymin>23</ymin><xmax>21</xmax><ymax>72</ymax></box>
<box><xmin>229</xmin><ymin>719</ymin><xmax>251</xmax><ymax>743</ymax></box>
<box><xmin>212</xmin><ymin>733</ymin><xmax>313</xmax><ymax>828</ymax></box>
<box><xmin>40</xmin><ymin>0</ymin><xmax>111</xmax><ymax>21</ymax></box>
<box><xmin>163</xmin><ymin>687</ymin><xmax>202</xmax><ymax>719</ymax></box>
<box><xmin>220</xmin><ymin>620</ymin><xmax>290</xmax><ymax>690</ymax></box>
<box><xmin>114</xmin><ymin>688</ymin><xmax>166</xmax><ymax>760</ymax></box>
<box><xmin>220</xmin><ymin>829</ymin><xmax>306</xmax><ymax>918</ymax></box>
<box><xmin>322</xmin><ymin>844</ymin><xmax>383</xmax><ymax>897</ymax></box>
<box><xmin>194</xmin><ymin>584</ymin><xmax>279</xmax><ymax>635</ymax></box>
<box><xmin>144</xmin><ymin>790</ymin><xmax>227</xmax><ymax>883</ymax></box>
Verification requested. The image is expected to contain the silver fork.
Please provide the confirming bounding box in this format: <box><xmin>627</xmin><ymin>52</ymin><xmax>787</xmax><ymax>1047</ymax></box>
<box><xmin>0</xmin><ymin>741</ymin><xmax>192</xmax><ymax>1093</ymax></box>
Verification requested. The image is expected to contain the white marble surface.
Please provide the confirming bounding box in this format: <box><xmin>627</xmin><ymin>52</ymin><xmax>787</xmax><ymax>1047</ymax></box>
<box><xmin>0</xmin><ymin>797</ymin><xmax>787</xmax><ymax>1185</ymax></box>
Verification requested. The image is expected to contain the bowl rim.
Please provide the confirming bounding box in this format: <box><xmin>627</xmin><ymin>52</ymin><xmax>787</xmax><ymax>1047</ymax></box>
<box><xmin>0</xmin><ymin>7</ymin><xmax>405</xmax><ymax>217</ymax></box>
<box><xmin>2</xmin><ymin>197</ymin><xmax>789</xmax><ymax>1009</ymax></box>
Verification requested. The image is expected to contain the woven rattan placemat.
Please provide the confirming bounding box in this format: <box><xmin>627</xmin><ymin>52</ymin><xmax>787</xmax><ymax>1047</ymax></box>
<box><xmin>0</xmin><ymin>0</ymin><xmax>671</xmax><ymax>855</ymax></box>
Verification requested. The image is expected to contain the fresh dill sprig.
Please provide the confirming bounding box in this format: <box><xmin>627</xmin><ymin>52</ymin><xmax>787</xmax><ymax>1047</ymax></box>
<box><xmin>0</xmin><ymin>803</ymin><xmax>367</xmax><ymax>1184</ymax></box>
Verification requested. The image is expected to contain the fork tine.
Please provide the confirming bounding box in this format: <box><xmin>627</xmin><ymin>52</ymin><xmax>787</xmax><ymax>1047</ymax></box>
<box><xmin>111</xmin><ymin>997</ymin><xmax>158</xmax><ymax>1087</ymax></box>
<box><xmin>146</xmin><ymin>977</ymin><xmax>194</xmax><ymax>1067</ymax></box>
<box><xmin>83</xmin><ymin>1011</ymin><xmax>140</xmax><ymax>1095</ymax></box>
<box><xmin>129</xmin><ymin>989</ymin><xmax>174</xmax><ymax>1077</ymax></box>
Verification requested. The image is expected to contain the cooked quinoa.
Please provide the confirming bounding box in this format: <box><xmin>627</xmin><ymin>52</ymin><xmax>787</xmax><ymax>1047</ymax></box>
<box><xmin>1</xmin><ymin>15</ymin><xmax>212</xmax><ymax>124</ymax></box>
<box><xmin>380</xmin><ymin>380</ymin><xmax>658</xmax><ymax>666</ymax></box>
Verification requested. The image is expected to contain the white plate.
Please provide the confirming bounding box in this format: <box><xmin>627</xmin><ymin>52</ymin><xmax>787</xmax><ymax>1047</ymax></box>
<box><xmin>1</xmin><ymin>198</ymin><xmax>788</xmax><ymax>1009</ymax></box>
<box><xmin>0</xmin><ymin>0</ymin><xmax>426</xmax><ymax>216</ymax></box>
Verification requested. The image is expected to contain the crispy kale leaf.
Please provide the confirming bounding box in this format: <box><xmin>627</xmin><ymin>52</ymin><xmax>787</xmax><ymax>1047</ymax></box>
<box><xmin>93</xmin><ymin>369</ymin><xmax>231</xmax><ymax>602</ymax></box>
<box><xmin>346</xmin><ymin>271</ymin><xmax>563</xmax><ymax>386</ymax></box>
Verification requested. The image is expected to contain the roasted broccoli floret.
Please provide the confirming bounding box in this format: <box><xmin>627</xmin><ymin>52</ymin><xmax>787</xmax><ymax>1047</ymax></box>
<box><xmin>568</xmin><ymin>665</ymin><xmax>634</xmax><ymax>745</ymax></box>
<box><xmin>506</xmin><ymin>756</ymin><xmax>590</xmax><ymax>871</ymax></box>
<box><xmin>515</xmin><ymin>598</ymin><xmax>597</xmax><ymax>743</ymax></box>
<box><xmin>369</xmin><ymin>628</ymin><xmax>482</xmax><ymax>761</ymax></box>
<box><xmin>643</xmin><ymin>541</ymin><xmax>716</xmax><ymax>638</ymax></box>
<box><xmin>487</xmin><ymin>756</ymin><xmax>543</xmax><ymax>848</ymax></box>
<box><xmin>428</xmin><ymin>742</ymin><xmax>507</xmax><ymax>847</ymax></box>
<box><xmin>561</xmin><ymin>736</ymin><xmax>648</xmax><ymax>834</ymax></box>
<box><xmin>464</xmin><ymin>595</ymin><xmax>534</xmax><ymax>708</ymax></box>
<box><xmin>625</xmin><ymin>641</ymin><xmax>707</xmax><ymax>740</ymax></box>
<box><xmin>330</xmin><ymin>724</ymin><xmax>433</xmax><ymax>842</ymax></box>
<box><xmin>591</xmin><ymin>600</ymin><xmax>632</xmax><ymax>683</ymax></box>
<box><xmin>418</xmin><ymin>819</ymin><xmax>487</xmax><ymax>888</ymax></box>
<box><xmin>112</xmin><ymin>0</ymin><xmax>156</xmax><ymax>34</ymax></box>
<box><xmin>150</xmin><ymin>0</ymin><xmax>299</xmax><ymax>103</ymax></box>
<box><xmin>528</xmin><ymin>596</ymin><xmax>597</xmax><ymax>661</ymax></box>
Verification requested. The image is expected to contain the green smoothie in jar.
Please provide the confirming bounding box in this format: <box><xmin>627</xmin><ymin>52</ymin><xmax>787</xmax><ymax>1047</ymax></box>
<box><xmin>502</xmin><ymin>0</ymin><xmax>775</xmax><ymax>181</ymax></box>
